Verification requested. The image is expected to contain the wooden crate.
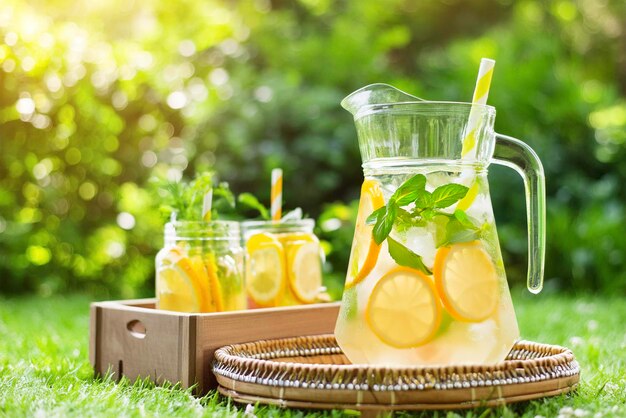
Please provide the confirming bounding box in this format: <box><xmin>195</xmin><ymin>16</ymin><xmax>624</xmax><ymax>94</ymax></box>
<box><xmin>89</xmin><ymin>299</ymin><xmax>340</xmax><ymax>394</ymax></box>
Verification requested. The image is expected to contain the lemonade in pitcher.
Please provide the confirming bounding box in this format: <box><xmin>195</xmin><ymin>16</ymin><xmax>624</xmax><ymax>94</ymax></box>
<box><xmin>334</xmin><ymin>84</ymin><xmax>545</xmax><ymax>365</ymax></box>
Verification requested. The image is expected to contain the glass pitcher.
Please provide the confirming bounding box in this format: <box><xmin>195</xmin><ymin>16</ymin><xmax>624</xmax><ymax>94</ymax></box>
<box><xmin>334</xmin><ymin>84</ymin><xmax>545</xmax><ymax>365</ymax></box>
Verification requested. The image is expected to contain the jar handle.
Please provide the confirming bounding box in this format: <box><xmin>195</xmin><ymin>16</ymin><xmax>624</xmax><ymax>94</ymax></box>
<box><xmin>492</xmin><ymin>134</ymin><xmax>546</xmax><ymax>293</ymax></box>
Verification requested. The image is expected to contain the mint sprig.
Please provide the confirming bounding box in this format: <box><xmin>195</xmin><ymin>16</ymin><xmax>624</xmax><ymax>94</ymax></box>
<box><xmin>369</xmin><ymin>174</ymin><xmax>480</xmax><ymax>274</ymax></box>
<box><xmin>388</xmin><ymin>236</ymin><xmax>432</xmax><ymax>275</ymax></box>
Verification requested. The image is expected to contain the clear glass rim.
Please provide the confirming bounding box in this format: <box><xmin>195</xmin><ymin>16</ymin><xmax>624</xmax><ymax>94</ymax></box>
<box><xmin>164</xmin><ymin>220</ymin><xmax>240</xmax><ymax>241</ymax></box>
<box><xmin>355</xmin><ymin>100</ymin><xmax>496</xmax><ymax>119</ymax></box>
<box><xmin>362</xmin><ymin>158</ymin><xmax>490</xmax><ymax>171</ymax></box>
<box><xmin>241</xmin><ymin>219</ymin><xmax>315</xmax><ymax>234</ymax></box>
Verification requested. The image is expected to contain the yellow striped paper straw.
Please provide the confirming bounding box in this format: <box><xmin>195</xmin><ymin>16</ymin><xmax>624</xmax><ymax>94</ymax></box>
<box><xmin>270</xmin><ymin>168</ymin><xmax>283</xmax><ymax>221</ymax></box>
<box><xmin>461</xmin><ymin>58</ymin><xmax>495</xmax><ymax>158</ymax></box>
<box><xmin>202</xmin><ymin>188</ymin><xmax>213</xmax><ymax>221</ymax></box>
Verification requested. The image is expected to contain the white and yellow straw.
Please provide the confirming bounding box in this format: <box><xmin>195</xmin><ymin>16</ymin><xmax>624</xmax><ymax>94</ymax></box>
<box><xmin>202</xmin><ymin>188</ymin><xmax>213</xmax><ymax>221</ymax></box>
<box><xmin>270</xmin><ymin>168</ymin><xmax>282</xmax><ymax>221</ymax></box>
<box><xmin>461</xmin><ymin>58</ymin><xmax>495</xmax><ymax>159</ymax></box>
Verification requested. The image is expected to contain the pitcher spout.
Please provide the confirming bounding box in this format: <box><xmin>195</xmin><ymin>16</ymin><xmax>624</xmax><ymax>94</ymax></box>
<box><xmin>341</xmin><ymin>83</ymin><xmax>422</xmax><ymax>117</ymax></box>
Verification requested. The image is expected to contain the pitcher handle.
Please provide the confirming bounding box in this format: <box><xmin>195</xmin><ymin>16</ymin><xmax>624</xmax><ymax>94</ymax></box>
<box><xmin>492</xmin><ymin>134</ymin><xmax>546</xmax><ymax>293</ymax></box>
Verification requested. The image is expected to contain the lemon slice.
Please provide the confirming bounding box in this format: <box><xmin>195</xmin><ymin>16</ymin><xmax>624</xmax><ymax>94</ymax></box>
<box><xmin>345</xmin><ymin>179</ymin><xmax>385</xmax><ymax>288</ymax></box>
<box><xmin>279</xmin><ymin>232</ymin><xmax>322</xmax><ymax>303</ymax></box>
<box><xmin>434</xmin><ymin>241</ymin><xmax>499</xmax><ymax>322</ymax></box>
<box><xmin>288</xmin><ymin>241</ymin><xmax>322</xmax><ymax>303</ymax></box>
<box><xmin>456</xmin><ymin>180</ymin><xmax>479</xmax><ymax>211</ymax></box>
<box><xmin>188</xmin><ymin>254</ymin><xmax>224</xmax><ymax>313</ymax></box>
<box><xmin>157</xmin><ymin>248</ymin><xmax>208</xmax><ymax>312</ymax></box>
<box><xmin>365</xmin><ymin>267</ymin><xmax>441</xmax><ymax>348</ymax></box>
<box><xmin>246</xmin><ymin>232</ymin><xmax>285</xmax><ymax>306</ymax></box>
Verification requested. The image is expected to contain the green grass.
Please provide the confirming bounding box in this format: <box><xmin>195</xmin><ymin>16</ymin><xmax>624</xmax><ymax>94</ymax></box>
<box><xmin>0</xmin><ymin>293</ymin><xmax>624</xmax><ymax>417</ymax></box>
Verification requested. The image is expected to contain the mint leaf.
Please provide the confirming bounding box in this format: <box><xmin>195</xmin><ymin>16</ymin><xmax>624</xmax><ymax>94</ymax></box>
<box><xmin>392</xmin><ymin>174</ymin><xmax>426</xmax><ymax>206</ymax></box>
<box><xmin>431</xmin><ymin>184</ymin><xmax>469</xmax><ymax>208</ymax></box>
<box><xmin>433</xmin><ymin>214</ymin><xmax>452</xmax><ymax>247</ymax></box>
<box><xmin>414</xmin><ymin>190</ymin><xmax>433</xmax><ymax>209</ymax></box>
<box><xmin>372</xmin><ymin>203</ymin><xmax>396</xmax><ymax>244</ymax></box>
<box><xmin>366</xmin><ymin>206</ymin><xmax>386</xmax><ymax>225</ymax></box>
<box><xmin>453</xmin><ymin>209</ymin><xmax>476</xmax><ymax>228</ymax></box>
<box><xmin>395</xmin><ymin>207</ymin><xmax>414</xmax><ymax>225</ymax></box>
<box><xmin>387</xmin><ymin>236</ymin><xmax>432</xmax><ymax>275</ymax></box>
<box><xmin>439</xmin><ymin>217</ymin><xmax>480</xmax><ymax>247</ymax></box>
<box><xmin>237</xmin><ymin>192</ymin><xmax>269</xmax><ymax>219</ymax></box>
<box><xmin>446</xmin><ymin>227</ymin><xmax>480</xmax><ymax>245</ymax></box>
<box><xmin>394</xmin><ymin>207</ymin><xmax>425</xmax><ymax>232</ymax></box>
<box><xmin>421</xmin><ymin>208</ymin><xmax>438</xmax><ymax>220</ymax></box>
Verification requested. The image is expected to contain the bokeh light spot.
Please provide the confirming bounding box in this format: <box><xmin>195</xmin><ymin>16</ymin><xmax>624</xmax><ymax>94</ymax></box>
<box><xmin>209</xmin><ymin>68</ymin><xmax>229</xmax><ymax>86</ymax></box>
<box><xmin>65</xmin><ymin>148</ymin><xmax>82</xmax><ymax>165</ymax></box>
<box><xmin>2</xmin><ymin>59</ymin><xmax>15</xmax><ymax>72</ymax></box>
<box><xmin>26</xmin><ymin>245</ymin><xmax>51</xmax><ymax>265</ymax></box>
<box><xmin>167</xmin><ymin>91</ymin><xmax>187</xmax><ymax>109</ymax></box>
<box><xmin>78</xmin><ymin>181</ymin><xmax>98</xmax><ymax>200</ymax></box>
<box><xmin>106</xmin><ymin>241</ymin><xmax>125</xmax><ymax>258</ymax></box>
<box><xmin>138</xmin><ymin>114</ymin><xmax>157</xmax><ymax>131</ymax></box>
<box><xmin>21</xmin><ymin>56</ymin><xmax>35</xmax><ymax>72</ymax></box>
<box><xmin>141</xmin><ymin>151</ymin><xmax>157</xmax><ymax>167</ymax></box>
<box><xmin>178</xmin><ymin>39</ymin><xmax>196</xmax><ymax>57</ymax></box>
<box><xmin>116</xmin><ymin>212</ymin><xmax>136</xmax><ymax>230</ymax></box>
<box><xmin>254</xmin><ymin>86</ymin><xmax>273</xmax><ymax>103</ymax></box>
<box><xmin>103</xmin><ymin>136</ymin><xmax>119</xmax><ymax>152</ymax></box>
<box><xmin>33</xmin><ymin>159</ymin><xmax>53</xmax><ymax>180</ymax></box>
<box><xmin>16</xmin><ymin>97</ymin><xmax>35</xmax><ymax>115</ymax></box>
<box><xmin>4</xmin><ymin>32</ymin><xmax>17</xmax><ymax>46</ymax></box>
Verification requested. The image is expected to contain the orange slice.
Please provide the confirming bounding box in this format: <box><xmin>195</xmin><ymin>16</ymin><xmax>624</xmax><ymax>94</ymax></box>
<box><xmin>365</xmin><ymin>267</ymin><xmax>441</xmax><ymax>348</ymax></box>
<box><xmin>345</xmin><ymin>179</ymin><xmax>385</xmax><ymax>288</ymax></box>
<box><xmin>246</xmin><ymin>232</ymin><xmax>285</xmax><ymax>306</ymax></box>
<box><xmin>157</xmin><ymin>247</ymin><xmax>209</xmax><ymax>312</ymax></box>
<box><xmin>434</xmin><ymin>241</ymin><xmax>499</xmax><ymax>322</ymax></box>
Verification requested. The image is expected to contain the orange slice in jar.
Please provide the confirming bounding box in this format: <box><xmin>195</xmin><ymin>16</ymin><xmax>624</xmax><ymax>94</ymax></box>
<box><xmin>345</xmin><ymin>179</ymin><xmax>385</xmax><ymax>288</ymax></box>
<box><xmin>365</xmin><ymin>267</ymin><xmax>442</xmax><ymax>348</ymax></box>
<box><xmin>157</xmin><ymin>247</ymin><xmax>209</xmax><ymax>312</ymax></box>
<box><xmin>433</xmin><ymin>241</ymin><xmax>499</xmax><ymax>322</ymax></box>
<box><xmin>246</xmin><ymin>232</ymin><xmax>285</xmax><ymax>306</ymax></box>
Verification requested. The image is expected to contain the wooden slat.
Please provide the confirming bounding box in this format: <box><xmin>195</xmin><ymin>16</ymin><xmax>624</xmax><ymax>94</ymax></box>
<box><xmin>89</xmin><ymin>300</ymin><xmax>341</xmax><ymax>393</ymax></box>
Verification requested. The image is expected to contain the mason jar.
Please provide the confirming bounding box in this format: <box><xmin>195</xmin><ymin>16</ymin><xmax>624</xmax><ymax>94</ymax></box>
<box><xmin>241</xmin><ymin>219</ymin><xmax>324</xmax><ymax>308</ymax></box>
<box><xmin>155</xmin><ymin>221</ymin><xmax>246</xmax><ymax>313</ymax></box>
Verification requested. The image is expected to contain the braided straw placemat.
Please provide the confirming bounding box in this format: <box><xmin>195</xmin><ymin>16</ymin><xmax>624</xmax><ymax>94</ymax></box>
<box><xmin>212</xmin><ymin>334</ymin><xmax>579</xmax><ymax>410</ymax></box>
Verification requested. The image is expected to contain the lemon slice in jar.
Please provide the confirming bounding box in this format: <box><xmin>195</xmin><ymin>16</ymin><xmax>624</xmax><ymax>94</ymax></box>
<box><xmin>365</xmin><ymin>267</ymin><xmax>441</xmax><ymax>348</ymax></box>
<box><xmin>189</xmin><ymin>254</ymin><xmax>224</xmax><ymax>312</ymax></box>
<box><xmin>246</xmin><ymin>232</ymin><xmax>285</xmax><ymax>306</ymax></box>
<box><xmin>345</xmin><ymin>179</ymin><xmax>385</xmax><ymax>288</ymax></box>
<box><xmin>157</xmin><ymin>247</ymin><xmax>209</xmax><ymax>312</ymax></box>
<box><xmin>433</xmin><ymin>241</ymin><xmax>499</xmax><ymax>322</ymax></box>
<box><xmin>282</xmin><ymin>233</ymin><xmax>323</xmax><ymax>303</ymax></box>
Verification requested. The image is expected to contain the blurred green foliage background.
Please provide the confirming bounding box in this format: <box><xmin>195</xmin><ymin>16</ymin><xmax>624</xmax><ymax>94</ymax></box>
<box><xmin>0</xmin><ymin>0</ymin><xmax>624</xmax><ymax>298</ymax></box>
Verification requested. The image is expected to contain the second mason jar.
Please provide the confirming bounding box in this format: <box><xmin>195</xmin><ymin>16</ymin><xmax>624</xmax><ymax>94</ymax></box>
<box><xmin>242</xmin><ymin>219</ymin><xmax>324</xmax><ymax>308</ymax></box>
<box><xmin>156</xmin><ymin>220</ymin><xmax>246</xmax><ymax>313</ymax></box>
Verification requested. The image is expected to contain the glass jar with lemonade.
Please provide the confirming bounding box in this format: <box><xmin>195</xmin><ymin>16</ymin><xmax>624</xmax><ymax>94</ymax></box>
<box><xmin>242</xmin><ymin>219</ymin><xmax>325</xmax><ymax>308</ymax></box>
<box><xmin>156</xmin><ymin>220</ymin><xmax>246</xmax><ymax>313</ymax></box>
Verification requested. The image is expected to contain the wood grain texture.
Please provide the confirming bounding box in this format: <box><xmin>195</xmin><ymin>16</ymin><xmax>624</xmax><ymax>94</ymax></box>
<box><xmin>89</xmin><ymin>299</ymin><xmax>341</xmax><ymax>393</ymax></box>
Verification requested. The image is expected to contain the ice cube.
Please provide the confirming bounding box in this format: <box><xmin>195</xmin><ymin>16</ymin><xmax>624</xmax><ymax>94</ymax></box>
<box><xmin>401</xmin><ymin>227</ymin><xmax>436</xmax><ymax>268</ymax></box>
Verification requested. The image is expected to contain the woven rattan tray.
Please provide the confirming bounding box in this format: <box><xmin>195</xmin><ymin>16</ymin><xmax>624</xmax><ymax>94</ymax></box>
<box><xmin>212</xmin><ymin>334</ymin><xmax>579</xmax><ymax>411</ymax></box>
